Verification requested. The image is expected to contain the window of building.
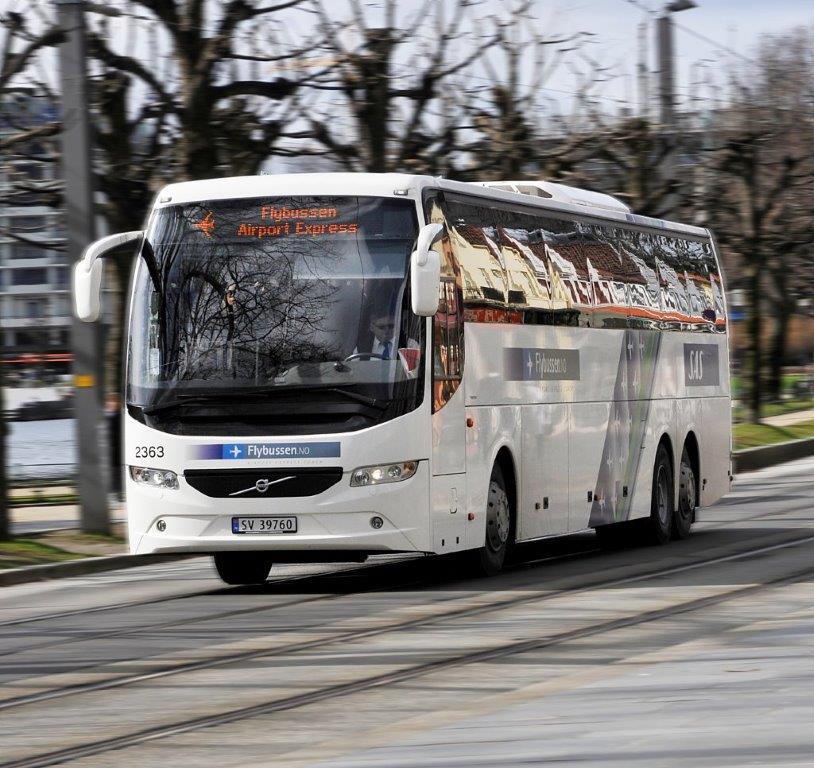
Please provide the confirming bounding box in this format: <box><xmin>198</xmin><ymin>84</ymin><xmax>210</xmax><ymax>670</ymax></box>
<box><xmin>8</xmin><ymin>216</ymin><xmax>47</xmax><ymax>232</ymax></box>
<box><xmin>11</xmin><ymin>268</ymin><xmax>48</xmax><ymax>285</ymax></box>
<box><xmin>10</xmin><ymin>243</ymin><xmax>47</xmax><ymax>260</ymax></box>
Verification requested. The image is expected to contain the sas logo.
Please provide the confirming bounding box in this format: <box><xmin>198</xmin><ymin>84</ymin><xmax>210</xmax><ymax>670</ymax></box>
<box><xmin>684</xmin><ymin>344</ymin><xmax>720</xmax><ymax>386</ymax></box>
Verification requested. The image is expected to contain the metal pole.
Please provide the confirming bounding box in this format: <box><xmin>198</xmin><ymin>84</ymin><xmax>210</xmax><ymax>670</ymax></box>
<box><xmin>637</xmin><ymin>19</ymin><xmax>650</xmax><ymax>121</ymax></box>
<box><xmin>656</xmin><ymin>13</ymin><xmax>677</xmax><ymax>218</ymax></box>
<box><xmin>657</xmin><ymin>14</ymin><xmax>675</xmax><ymax>126</ymax></box>
<box><xmin>57</xmin><ymin>0</ymin><xmax>110</xmax><ymax>534</ymax></box>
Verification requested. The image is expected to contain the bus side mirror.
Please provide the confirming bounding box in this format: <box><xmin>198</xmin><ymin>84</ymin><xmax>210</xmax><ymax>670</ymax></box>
<box><xmin>73</xmin><ymin>231</ymin><xmax>143</xmax><ymax>322</ymax></box>
<box><xmin>410</xmin><ymin>222</ymin><xmax>444</xmax><ymax>317</ymax></box>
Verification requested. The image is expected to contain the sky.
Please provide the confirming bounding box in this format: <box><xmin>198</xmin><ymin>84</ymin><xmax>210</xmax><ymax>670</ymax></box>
<box><xmin>3</xmin><ymin>0</ymin><xmax>813</xmax><ymax>122</ymax></box>
<box><xmin>536</xmin><ymin>0</ymin><xmax>814</xmax><ymax>114</ymax></box>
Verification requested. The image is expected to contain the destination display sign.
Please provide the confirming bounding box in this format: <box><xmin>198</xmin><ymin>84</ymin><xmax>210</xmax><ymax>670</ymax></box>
<box><xmin>190</xmin><ymin>203</ymin><xmax>359</xmax><ymax>241</ymax></box>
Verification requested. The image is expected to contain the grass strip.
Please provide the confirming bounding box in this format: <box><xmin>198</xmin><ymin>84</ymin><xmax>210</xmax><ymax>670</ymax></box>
<box><xmin>734</xmin><ymin>420</ymin><xmax>814</xmax><ymax>450</ymax></box>
<box><xmin>0</xmin><ymin>539</ymin><xmax>85</xmax><ymax>569</ymax></box>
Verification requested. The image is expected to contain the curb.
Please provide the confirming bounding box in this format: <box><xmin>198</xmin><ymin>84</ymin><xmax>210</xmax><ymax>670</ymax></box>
<box><xmin>733</xmin><ymin>437</ymin><xmax>814</xmax><ymax>474</ymax></box>
<box><xmin>0</xmin><ymin>554</ymin><xmax>193</xmax><ymax>588</ymax></box>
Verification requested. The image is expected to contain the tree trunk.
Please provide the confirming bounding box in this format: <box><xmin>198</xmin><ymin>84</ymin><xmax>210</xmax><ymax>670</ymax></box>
<box><xmin>747</xmin><ymin>268</ymin><xmax>763</xmax><ymax>422</ymax></box>
<box><xmin>767</xmin><ymin>305</ymin><xmax>791</xmax><ymax>403</ymax></box>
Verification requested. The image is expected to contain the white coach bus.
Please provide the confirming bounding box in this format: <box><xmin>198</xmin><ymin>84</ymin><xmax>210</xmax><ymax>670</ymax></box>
<box><xmin>73</xmin><ymin>173</ymin><xmax>731</xmax><ymax>584</ymax></box>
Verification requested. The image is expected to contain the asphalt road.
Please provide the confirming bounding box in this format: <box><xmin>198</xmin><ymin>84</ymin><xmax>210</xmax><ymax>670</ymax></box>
<box><xmin>1</xmin><ymin>456</ymin><xmax>814</xmax><ymax>768</ymax></box>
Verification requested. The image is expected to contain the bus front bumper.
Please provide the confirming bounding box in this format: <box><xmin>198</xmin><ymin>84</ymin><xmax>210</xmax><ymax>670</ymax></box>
<box><xmin>127</xmin><ymin>462</ymin><xmax>431</xmax><ymax>556</ymax></box>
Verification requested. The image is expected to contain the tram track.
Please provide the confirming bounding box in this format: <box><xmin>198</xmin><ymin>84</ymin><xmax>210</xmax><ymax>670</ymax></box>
<box><xmin>0</xmin><ymin>537</ymin><xmax>609</xmax><ymax>661</ymax></box>
<box><xmin>2</xmin><ymin>530</ymin><xmax>813</xmax><ymax>717</ymax></box>
<box><xmin>3</xmin><ymin>464</ymin><xmax>805</xmax><ymax>635</ymax></box>
<box><xmin>3</xmin><ymin>461</ymin><xmax>797</xmax><ymax>633</ymax></box>
<box><xmin>3</xmin><ymin>534</ymin><xmax>814</xmax><ymax>768</ymax></box>
<box><xmin>0</xmin><ymin>557</ymin><xmax>408</xmax><ymax>629</ymax></box>
<box><xmin>0</xmin><ymin>484</ymin><xmax>799</xmax><ymax>642</ymax></box>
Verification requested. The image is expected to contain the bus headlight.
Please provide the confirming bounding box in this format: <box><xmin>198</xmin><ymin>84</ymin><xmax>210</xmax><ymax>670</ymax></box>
<box><xmin>350</xmin><ymin>461</ymin><xmax>418</xmax><ymax>487</ymax></box>
<box><xmin>129</xmin><ymin>466</ymin><xmax>179</xmax><ymax>490</ymax></box>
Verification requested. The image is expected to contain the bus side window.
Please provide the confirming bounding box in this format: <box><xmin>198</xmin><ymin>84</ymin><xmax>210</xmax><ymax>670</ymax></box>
<box><xmin>705</xmin><ymin>243</ymin><xmax>727</xmax><ymax>333</ymax></box>
<box><xmin>426</xmin><ymin>197</ymin><xmax>464</xmax><ymax>412</ymax></box>
<box><xmin>441</xmin><ymin>200</ymin><xmax>507</xmax><ymax>322</ymax></box>
<box><xmin>656</xmin><ymin>236</ymin><xmax>690</xmax><ymax>331</ymax></box>
<box><xmin>685</xmin><ymin>240</ymin><xmax>724</xmax><ymax>333</ymax></box>
<box><xmin>615</xmin><ymin>227</ymin><xmax>662</xmax><ymax>331</ymax></box>
<box><xmin>432</xmin><ymin>272</ymin><xmax>464</xmax><ymax>412</ymax></box>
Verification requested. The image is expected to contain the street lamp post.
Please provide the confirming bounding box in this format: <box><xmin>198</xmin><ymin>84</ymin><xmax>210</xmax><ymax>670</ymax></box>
<box><xmin>656</xmin><ymin>0</ymin><xmax>697</xmax><ymax>217</ymax></box>
<box><xmin>657</xmin><ymin>0</ymin><xmax>697</xmax><ymax>125</ymax></box>
<box><xmin>56</xmin><ymin>0</ymin><xmax>111</xmax><ymax>534</ymax></box>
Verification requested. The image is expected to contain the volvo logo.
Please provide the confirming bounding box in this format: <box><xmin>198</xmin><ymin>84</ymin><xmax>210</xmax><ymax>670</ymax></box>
<box><xmin>229</xmin><ymin>476</ymin><xmax>295</xmax><ymax>497</ymax></box>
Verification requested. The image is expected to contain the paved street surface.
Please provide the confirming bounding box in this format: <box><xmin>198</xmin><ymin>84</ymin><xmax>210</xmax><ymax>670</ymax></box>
<box><xmin>1</xmin><ymin>457</ymin><xmax>814</xmax><ymax>767</ymax></box>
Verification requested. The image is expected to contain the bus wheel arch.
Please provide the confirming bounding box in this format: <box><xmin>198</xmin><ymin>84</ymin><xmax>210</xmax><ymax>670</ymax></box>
<box><xmin>494</xmin><ymin>446</ymin><xmax>518</xmax><ymax>541</ymax></box>
<box><xmin>681</xmin><ymin>431</ymin><xmax>701</xmax><ymax>507</ymax></box>
<box><xmin>473</xmin><ymin>447</ymin><xmax>517</xmax><ymax>576</ymax></box>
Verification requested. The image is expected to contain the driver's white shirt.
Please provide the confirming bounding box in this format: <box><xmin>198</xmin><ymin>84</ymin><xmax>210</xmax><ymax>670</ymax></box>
<box><xmin>371</xmin><ymin>337</ymin><xmax>394</xmax><ymax>358</ymax></box>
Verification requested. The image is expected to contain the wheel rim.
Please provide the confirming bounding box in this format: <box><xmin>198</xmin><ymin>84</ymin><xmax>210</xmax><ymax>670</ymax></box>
<box><xmin>486</xmin><ymin>480</ymin><xmax>510</xmax><ymax>553</ymax></box>
<box><xmin>679</xmin><ymin>458</ymin><xmax>696</xmax><ymax>519</ymax></box>
<box><xmin>656</xmin><ymin>465</ymin><xmax>670</xmax><ymax>527</ymax></box>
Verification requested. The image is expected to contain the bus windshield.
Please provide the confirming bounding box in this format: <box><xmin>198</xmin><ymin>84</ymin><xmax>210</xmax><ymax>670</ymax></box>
<box><xmin>126</xmin><ymin>196</ymin><xmax>423</xmax><ymax>427</ymax></box>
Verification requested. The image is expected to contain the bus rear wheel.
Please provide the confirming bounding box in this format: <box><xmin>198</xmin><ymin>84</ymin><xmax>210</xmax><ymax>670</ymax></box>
<box><xmin>213</xmin><ymin>553</ymin><xmax>273</xmax><ymax>585</ymax></box>
<box><xmin>644</xmin><ymin>443</ymin><xmax>674</xmax><ymax>545</ymax></box>
<box><xmin>472</xmin><ymin>464</ymin><xmax>513</xmax><ymax>576</ymax></box>
<box><xmin>674</xmin><ymin>447</ymin><xmax>696</xmax><ymax>539</ymax></box>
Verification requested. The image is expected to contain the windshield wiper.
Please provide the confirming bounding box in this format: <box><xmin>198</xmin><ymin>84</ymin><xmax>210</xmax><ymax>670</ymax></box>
<box><xmin>229</xmin><ymin>385</ymin><xmax>387</xmax><ymax>409</ymax></box>
<box><xmin>140</xmin><ymin>386</ymin><xmax>386</xmax><ymax>415</ymax></box>
<box><xmin>141</xmin><ymin>392</ymin><xmax>230</xmax><ymax>415</ymax></box>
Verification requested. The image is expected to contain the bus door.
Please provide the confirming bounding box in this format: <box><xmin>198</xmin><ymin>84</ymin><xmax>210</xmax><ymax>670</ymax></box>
<box><xmin>430</xmin><ymin>248</ymin><xmax>468</xmax><ymax>553</ymax></box>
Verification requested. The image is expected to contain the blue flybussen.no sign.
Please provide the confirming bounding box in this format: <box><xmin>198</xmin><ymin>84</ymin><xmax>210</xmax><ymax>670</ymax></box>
<box><xmin>192</xmin><ymin>442</ymin><xmax>341</xmax><ymax>460</ymax></box>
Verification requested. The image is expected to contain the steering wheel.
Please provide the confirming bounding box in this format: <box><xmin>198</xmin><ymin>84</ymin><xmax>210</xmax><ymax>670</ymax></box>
<box><xmin>343</xmin><ymin>352</ymin><xmax>386</xmax><ymax>362</ymax></box>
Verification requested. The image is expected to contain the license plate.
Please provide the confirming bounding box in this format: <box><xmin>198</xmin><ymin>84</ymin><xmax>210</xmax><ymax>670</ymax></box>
<box><xmin>231</xmin><ymin>516</ymin><xmax>297</xmax><ymax>534</ymax></box>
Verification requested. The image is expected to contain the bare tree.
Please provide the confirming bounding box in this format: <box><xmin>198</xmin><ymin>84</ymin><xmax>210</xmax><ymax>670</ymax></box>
<box><xmin>298</xmin><ymin>0</ymin><xmax>493</xmax><ymax>174</ymax></box>
<box><xmin>0</xmin><ymin>6</ymin><xmax>70</xmax><ymax>540</ymax></box>
<box><xmin>461</xmin><ymin>1</ymin><xmax>598</xmax><ymax>181</ymax></box>
<box><xmin>705</xmin><ymin>29</ymin><xmax>814</xmax><ymax>420</ymax></box>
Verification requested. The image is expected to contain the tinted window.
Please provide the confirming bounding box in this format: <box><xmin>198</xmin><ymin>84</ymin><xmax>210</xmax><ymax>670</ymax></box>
<box><xmin>427</xmin><ymin>198</ymin><xmax>465</xmax><ymax>412</ymax></box>
<box><xmin>442</xmin><ymin>200</ymin><xmax>510</xmax><ymax>322</ymax></box>
<box><xmin>439</xmin><ymin>195</ymin><xmax>723</xmax><ymax>333</ymax></box>
<box><xmin>11</xmin><ymin>267</ymin><xmax>47</xmax><ymax>285</ymax></box>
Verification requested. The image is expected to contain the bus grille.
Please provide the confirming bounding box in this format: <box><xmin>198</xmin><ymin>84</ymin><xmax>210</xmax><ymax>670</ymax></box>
<box><xmin>183</xmin><ymin>467</ymin><xmax>343</xmax><ymax>498</ymax></box>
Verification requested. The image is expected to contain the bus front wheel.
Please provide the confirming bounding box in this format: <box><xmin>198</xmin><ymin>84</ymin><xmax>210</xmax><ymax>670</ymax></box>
<box><xmin>472</xmin><ymin>464</ymin><xmax>513</xmax><ymax>576</ymax></box>
<box><xmin>213</xmin><ymin>553</ymin><xmax>273</xmax><ymax>585</ymax></box>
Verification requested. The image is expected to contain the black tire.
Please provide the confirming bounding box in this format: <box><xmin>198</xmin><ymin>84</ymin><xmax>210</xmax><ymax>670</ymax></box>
<box><xmin>472</xmin><ymin>464</ymin><xmax>513</xmax><ymax>576</ymax></box>
<box><xmin>644</xmin><ymin>443</ymin><xmax>674</xmax><ymax>545</ymax></box>
<box><xmin>674</xmin><ymin>446</ymin><xmax>696</xmax><ymax>540</ymax></box>
<box><xmin>213</xmin><ymin>553</ymin><xmax>273</xmax><ymax>585</ymax></box>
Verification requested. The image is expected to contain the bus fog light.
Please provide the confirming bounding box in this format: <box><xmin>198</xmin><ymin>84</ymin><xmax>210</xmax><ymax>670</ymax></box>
<box><xmin>156</xmin><ymin>519</ymin><xmax>167</xmax><ymax>532</ymax></box>
<box><xmin>350</xmin><ymin>461</ymin><xmax>418</xmax><ymax>487</ymax></box>
<box><xmin>370</xmin><ymin>516</ymin><xmax>384</xmax><ymax>529</ymax></box>
<box><xmin>130</xmin><ymin>466</ymin><xmax>179</xmax><ymax>490</ymax></box>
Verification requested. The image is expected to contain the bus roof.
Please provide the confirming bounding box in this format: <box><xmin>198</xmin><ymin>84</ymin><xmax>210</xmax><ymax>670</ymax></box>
<box><xmin>154</xmin><ymin>173</ymin><xmax>710</xmax><ymax>240</ymax></box>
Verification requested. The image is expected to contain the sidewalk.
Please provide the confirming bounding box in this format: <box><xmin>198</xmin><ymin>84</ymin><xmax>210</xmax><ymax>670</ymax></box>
<box><xmin>11</xmin><ymin>502</ymin><xmax>125</xmax><ymax>536</ymax></box>
<box><xmin>762</xmin><ymin>407</ymin><xmax>814</xmax><ymax>427</ymax></box>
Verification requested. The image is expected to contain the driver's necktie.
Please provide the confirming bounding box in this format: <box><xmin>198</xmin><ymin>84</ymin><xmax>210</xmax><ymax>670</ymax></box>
<box><xmin>382</xmin><ymin>341</ymin><xmax>392</xmax><ymax>360</ymax></box>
